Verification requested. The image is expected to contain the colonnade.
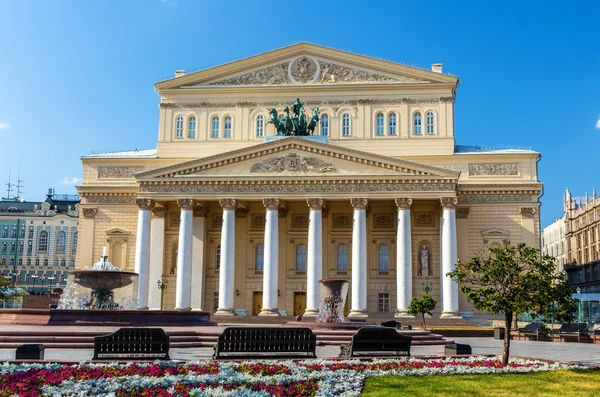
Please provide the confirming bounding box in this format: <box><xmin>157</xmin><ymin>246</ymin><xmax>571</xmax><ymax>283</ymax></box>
<box><xmin>133</xmin><ymin>197</ymin><xmax>460</xmax><ymax>317</ymax></box>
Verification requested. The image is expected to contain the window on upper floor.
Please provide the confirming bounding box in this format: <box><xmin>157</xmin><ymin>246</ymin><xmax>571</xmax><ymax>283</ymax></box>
<box><xmin>1</xmin><ymin>243</ymin><xmax>5</xmax><ymax>253</ymax></box>
<box><xmin>28</xmin><ymin>226</ymin><xmax>33</xmax><ymax>239</ymax></box>
<box><xmin>2</xmin><ymin>225</ymin><xmax>7</xmax><ymax>238</ymax></box>
<box><xmin>378</xmin><ymin>244</ymin><xmax>389</xmax><ymax>271</ymax></box>
<box><xmin>426</xmin><ymin>111</ymin><xmax>435</xmax><ymax>134</ymax></box>
<box><xmin>413</xmin><ymin>112</ymin><xmax>422</xmax><ymax>135</ymax></box>
<box><xmin>376</xmin><ymin>113</ymin><xmax>385</xmax><ymax>136</ymax></box>
<box><xmin>389</xmin><ymin>113</ymin><xmax>397</xmax><ymax>135</ymax></box>
<box><xmin>10</xmin><ymin>243</ymin><xmax>15</xmax><ymax>253</ymax></box>
<box><xmin>337</xmin><ymin>244</ymin><xmax>348</xmax><ymax>271</ymax></box>
<box><xmin>256</xmin><ymin>115</ymin><xmax>264</xmax><ymax>137</ymax></box>
<box><xmin>72</xmin><ymin>231</ymin><xmax>78</xmax><ymax>254</ymax></box>
<box><xmin>38</xmin><ymin>231</ymin><xmax>48</xmax><ymax>253</ymax></box>
<box><xmin>342</xmin><ymin>113</ymin><xmax>351</xmax><ymax>136</ymax></box>
<box><xmin>296</xmin><ymin>244</ymin><xmax>307</xmax><ymax>271</ymax></box>
<box><xmin>211</xmin><ymin>116</ymin><xmax>219</xmax><ymax>138</ymax></box>
<box><xmin>11</xmin><ymin>227</ymin><xmax>16</xmax><ymax>238</ymax></box>
<box><xmin>188</xmin><ymin>116</ymin><xmax>196</xmax><ymax>138</ymax></box>
<box><xmin>19</xmin><ymin>225</ymin><xmax>25</xmax><ymax>238</ymax></box>
<box><xmin>320</xmin><ymin>114</ymin><xmax>329</xmax><ymax>136</ymax></box>
<box><xmin>56</xmin><ymin>231</ymin><xmax>66</xmax><ymax>254</ymax></box>
<box><xmin>255</xmin><ymin>244</ymin><xmax>264</xmax><ymax>270</ymax></box>
<box><xmin>18</xmin><ymin>242</ymin><xmax>23</xmax><ymax>254</ymax></box>
<box><xmin>175</xmin><ymin>115</ymin><xmax>184</xmax><ymax>138</ymax></box>
<box><xmin>224</xmin><ymin>116</ymin><xmax>232</xmax><ymax>138</ymax></box>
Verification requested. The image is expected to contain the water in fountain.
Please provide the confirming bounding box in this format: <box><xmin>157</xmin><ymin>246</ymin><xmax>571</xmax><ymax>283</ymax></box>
<box><xmin>316</xmin><ymin>280</ymin><xmax>349</xmax><ymax>323</ymax></box>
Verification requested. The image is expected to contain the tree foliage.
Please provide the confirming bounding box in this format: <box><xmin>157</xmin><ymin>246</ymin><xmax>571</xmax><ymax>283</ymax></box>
<box><xmin>407</xmin><ymin>295</ymin><xmax>437</xmax><ymax>329</ymax></box>
<box><xmin>0</xmin><ymin>277</ymin><xmax>28</xmax><ymax>302</ymax></box>
<box><xmin>448</xmin><ymin>242</ymin><xmax>577</xmax><ymax>365</ymax></box>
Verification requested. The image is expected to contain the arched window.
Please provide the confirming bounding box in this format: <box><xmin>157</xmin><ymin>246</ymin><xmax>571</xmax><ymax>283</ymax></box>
<box><xmin>378</xmin><ymin>244</ymin><xmax>389</xmax><ymax>271</ymax></box>
<box><xmin>320</xmin><ymin>114</ymin><xmax>329</xmax><ymax>136</ymax></box>
<box><xmin>426</xmin><ymin>111</ymin><xmax>435</xmax><ymax>134</ymax></box>
<box><xmin>413</xmin><ymin>112</ymin><xmax>422</xmax><ymax>135</ymax></box>
<box><xmin>342</xmin><ymin>113</ymin><xmax>351</xmax><ymax>136</ymax></box>
<box><xmin>388</xmin><ymin>113</ymin><xmax>397</xmax><ymax>135</ymax></box>
<box><xmin>376</xmin><ymin>113</ymin><xmax>385</xmax><ymax>136</ymax></box>
<box><xmin>224</xmin><ymin>116</ymin><xmax>232</xmax><ymax>138</ymax></box>
<box><xmin>211</xmin><ymin>116</ymin><xmax>219</xmax><ymax>138</ymax></box>
<box><xmin>188</xmin><ymin>116</ymin><xmax>196</xmax><ymax>138</ymax></box>
<box><xmin>256</xmin><ymin>115</ymin><xmax>264</xmax><ymax>137</ymax></box>
<box><xmin>296</xmin><ymin>244</ymin><xmax>307</xmax><ymax>270</ymax></box>
<box><xmin>38</xmin><ymin>231</ymin><xmax>48</xmax><ymax>253</ymax></box>
<box><xmin>337</xmin><ymin>244</ymin><xmax>348</xmax><ymax>270</ymax></box>
<box><xmin>175</xmin><ymin>115</ymin><xmax>184</xmax><ymax>138</ymax></box>
<box><xmin>55</xmin><ymin>231</ymin><xmax>66</xmax><ymax>254</ymax></box>
<box><xmin>216</xmin><ymin>245</ymin><xmax>221</xmax><ymax>269</ymax></box>
<box><xmin>72</xmin><ymin>231</ymin><xmax>78</xmax><ymax>254</ymax></box>
<box><xmin>255</xmin><ymin>244</ymin><xmax>264</xmax><ymax>270</ymax></box>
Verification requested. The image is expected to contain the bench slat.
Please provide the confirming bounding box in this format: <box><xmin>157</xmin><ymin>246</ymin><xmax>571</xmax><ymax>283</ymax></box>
<box><xmin>213</xmin><ymin>327</ymin><xmax>316</xmax><ymax>359</ymax></box>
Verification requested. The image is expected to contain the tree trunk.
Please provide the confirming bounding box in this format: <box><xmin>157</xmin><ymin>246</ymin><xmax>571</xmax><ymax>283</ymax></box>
<box><xmin>503</xmin><ymin>311</ymin><xmax>512</xmax><ymax>366</ymax></box>
<box><xmin>513</xmin><ymin>312</ymin><xmax>518</xmax><ymax>330</ymax></box>
<box><xmin>422</xmin><ymin>313</ymin><xmax>426</xmax><ymax>329</ymax></box>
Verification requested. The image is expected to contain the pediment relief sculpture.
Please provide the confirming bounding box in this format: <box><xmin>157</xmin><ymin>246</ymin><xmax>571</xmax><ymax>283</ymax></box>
<box><xmin>207</xmin><ymin>56</ymin><xmax>415</xmax><ymax>86</ymax></box>
<box><xmin>250</xmin><ymin>152</ymin><xmax>335</xmax><ymax>174</ymax></box>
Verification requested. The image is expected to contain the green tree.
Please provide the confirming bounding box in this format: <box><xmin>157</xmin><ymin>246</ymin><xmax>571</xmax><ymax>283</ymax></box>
<box><xmin>407</xmin><ymin>295</ymin><xmax>437</xmax><ymax>329</ymax></box>
<box><xmin>0</xmin><ymin>277</ymin><xmax>28</xmax><ymax>304</ymax></box>
<box><xmin>448</xmin><ymin>242</ymin><xmax>577</xmax><ymax>365</ymax></box>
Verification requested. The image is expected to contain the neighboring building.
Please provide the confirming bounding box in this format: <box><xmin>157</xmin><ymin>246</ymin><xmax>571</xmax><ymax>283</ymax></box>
<box><xmin>0</xmin><ymin>189</ymin><xmax>80</xmax><ymax>293</ymax></box>
<box><xmin>564</xmin><ymin>188</ymin><xmax>600</xmax><ymax>265</ymax></box>
<box><xmin>77</xmin><ymin>43</ymin><xmax>542</xmax><ymax>318</ymax></box>
<box><xmin>541</xmin><ymin>217</ymin><xmax>566</xmax><ymax>271</ymax></box>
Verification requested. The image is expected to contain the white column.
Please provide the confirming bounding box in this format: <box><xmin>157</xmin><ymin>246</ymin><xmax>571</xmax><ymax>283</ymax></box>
<box><xmin>260</xmin><ymin>199</ymin><xmax>280</xmax><ymax>316</ymax></box>
<box><xmin>440</xmin><ymin>197</ymin><xmax>460</xmax><ymax>318</ymax></box>
<box><xmin>215</xmin><ymin>199</ymin><xmax>237</xmax><ymax>316</ymax></box>
<box><xmin>134</xmin><ymin>199</ymin><xmax>154</xmax><ymax>310</ymax></box>
<box><xmin>394</xmin><ymin>198</ymin><xmax>413</xmax><ymax>318</ymax></box>
<box><xmin>304</xmin><ymin>198</ymin><xmax>324</xmax><ymax>317</ymax></box>
<box><xmin>148</xmin><ymin>206</ymin><xmax>166</xmax><ymax>310</ymax></box>
<box><xmin>191</xmin><ymin>206</ymin><xmax>207</xmax><ymax>310</ymax></box>
<box><xmin>175</xmin><ymin>199</ymin><xmax>194</xmax><ymax>311</ymax></box>
<box><xmin>349</xmin><ymin>198</ymin><xmax>368</xmax><ymax>318</ymax></box>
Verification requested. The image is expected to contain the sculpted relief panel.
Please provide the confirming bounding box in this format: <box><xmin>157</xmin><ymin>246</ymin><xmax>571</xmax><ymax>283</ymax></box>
<box><xmin>468</xmin><ymin>164</ymin><xmax>519</xmax><ymax>176</ymax></box>
<box><xmin>98</xmin><ymin>167</ymin><xmax>144</xmax><ymax>179</ymax></box>
<box><xmin>250</xmin><ymin>153</ymin><xmax>335</xmax><ymax>174</ymax></box>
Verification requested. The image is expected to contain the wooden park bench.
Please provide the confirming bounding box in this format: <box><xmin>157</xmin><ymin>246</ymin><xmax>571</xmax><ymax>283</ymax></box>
<box><xmin>93</xmin><ymin>328</ymin><xmax>170</xmax><ymax>360</ymax></box>
<box><xmin>213</xmin><ymin>327</ymin><xmax>317</xmax><ymax>360</ymax></box>
<box><xmin>556</xmin><ymin>322</ymin><xmax>589</xmax><ymax>343</ymax></box>
<box><xmin>339</xmin><ymin>327</ymin><xmax>411</xmax><ymax>358</ymax></box>
<box><xmin>517</xmin><ymin>322</ymin><xmax>544</xmax><ymax>341</ymax></box>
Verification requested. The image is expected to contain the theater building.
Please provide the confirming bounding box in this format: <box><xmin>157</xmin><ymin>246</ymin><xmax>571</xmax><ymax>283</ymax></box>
<box><xmin>76</xmin><ymin>43</ymin><xmax>542</xmax><ymax>318</ymax></box>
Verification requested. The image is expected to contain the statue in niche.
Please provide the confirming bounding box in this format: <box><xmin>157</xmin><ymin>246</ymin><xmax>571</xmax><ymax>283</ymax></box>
<box><xmin>419</xmin><ymin>245</ymin><xmax>432</xmax><ymax>276</ymax></box>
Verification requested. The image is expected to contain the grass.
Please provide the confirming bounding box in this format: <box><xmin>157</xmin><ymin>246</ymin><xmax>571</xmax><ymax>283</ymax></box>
<box><xmin>361</xmin><ymin>370</ymin><xmax>600</xmax><ymax>397</ymax></box>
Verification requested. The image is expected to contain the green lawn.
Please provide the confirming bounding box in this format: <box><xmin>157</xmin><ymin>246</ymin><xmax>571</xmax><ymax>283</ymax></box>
<box><xmin>361</xmin><ymin>370</ymin><xmax>600</xmax><ymax>397</ymax></box>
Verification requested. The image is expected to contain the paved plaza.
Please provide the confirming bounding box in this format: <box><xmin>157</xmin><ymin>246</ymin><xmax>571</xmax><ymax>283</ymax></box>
<box><xmin>1</xmin><ymin>337</ymin><xmax>599</xmax><ymax>365</ymax></box>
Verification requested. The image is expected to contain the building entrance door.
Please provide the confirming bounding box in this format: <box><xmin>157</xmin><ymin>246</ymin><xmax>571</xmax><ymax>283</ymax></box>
<box><xmin>252</xmin><ymin>291</ymin><xmax>263</xmax><ymax>315</ymax></box>
<box><xmin>293</xmin><ymin>292</ymin><xmax>307</xmax><ymax>316</ymax></box>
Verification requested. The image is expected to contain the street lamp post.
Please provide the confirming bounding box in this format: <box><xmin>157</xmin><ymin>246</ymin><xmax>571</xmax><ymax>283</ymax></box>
<box><xmin>31</xmin><ymin>274</ymin><xmax>38</xmax><ymax>294</ymax></box>
<box><xmin>576</xmin><ymin>287</ymin><xmax>582</xmax><ymax>322</ymax></box>
<box><xmin>40</xmin><ymin>276</ymin><xmax>46</xmax><ymax>294</ymax></box>
<box><xmin>47</xmin><ymin>276</ymin><xmax>55</xmax><ymax>292</ymax></box>
<box><xmin>157</xmin><ymin>279</ymin><xmax>168</xmax><ymax>310</ymax></box>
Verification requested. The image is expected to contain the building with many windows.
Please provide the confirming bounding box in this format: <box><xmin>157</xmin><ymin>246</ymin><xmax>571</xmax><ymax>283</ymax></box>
<box><xmin>77</xmin><ymin>43</ymin><xmax>542</xmax><ymax>318</ymax></box>
<box><xmin>541</xmin><ymin>216</ymin><xmax>567</xmax><ymax>271</ymax></box>
<box><xmin>0</xmin><ymin>189</ymin><xmax>79</xmax><ymax>293</ymax></box>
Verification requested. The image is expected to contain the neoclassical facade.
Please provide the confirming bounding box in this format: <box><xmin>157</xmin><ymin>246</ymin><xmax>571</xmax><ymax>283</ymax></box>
<box><xmin>76</xmin><ymin>43</ymin><xmax>542</xmax><ymax>318</ymax></box>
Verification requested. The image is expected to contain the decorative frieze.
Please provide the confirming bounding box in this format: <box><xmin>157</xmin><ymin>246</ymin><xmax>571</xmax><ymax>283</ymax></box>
<box><xmin>332</xmin><ymin>214</ymin><xmax>352</xmax><ymax>228</ymax></box>
<box><xmin>415</xmin><ymin>212</ymin><xmax>435</xmax><ymax>226</ymax></box>
<box><xmin>458</xmin><ymin>194</ymin><xmax>536</xmax><ymax>204</ymax></box>
<box><xmin>374</xmin><ymin>214</ymin><xmax>394</xmax><ymax>228</ymax></box>
<box><xmin>456</xmin><ymin>207</ymin><xmax>470</xmax><ymax>219</ymax></box>
<box><xmin>440</xmin><ymin>197</ymin><xmax>458</xmax><ymax>210</ymax></box>
<box><xmin>394</xmin><ymin>198</ymin><xmax>412</xmax><ymax>210</ymax></box>
<box><xmin>250</xmin><ymin>153</ymin><xmax>335</xmax><ymax>173</ymax></box>
<box><xmin>84</xmin><ymin>196</ymin><xmax>136</xmax><ymax>205</ymax></box>
<box><xmin>468</xmin><ymin>164</ymin><xmax>519</xmax><ymax>176</ymax></box>
<box><xmin>291</xmin><ymin>214</ymin><xmax>309</xmax><ymax>228</ymax></box>
<box><xmin>177</xmin><ymin>199</ymin><xmax>195</xmax><ymax>211</ymax></box>
<box><xmin>350</xmin><ymin>198</ymin><xmax>368</xmax><ymax>210</ymax></box>
<box><xmin>306</xmin><ymin>198</ymin><xmax>324</xmax><ymax>210</ymax></box>
<box><xmin>136</xmin><ymin>199</ymin><xmax>155</xmax><ymax>211</ymax></box>
<box><xmin>251</xmin><ymin>214</ymin><xmax>265</xmax><ymax>229</ymax></box>
<box><xmin>82</xmin><ymin>208</ymin><xmax>97</xmax><ymax>218</ymax></box>
<box><xmin>98</xmin><ymin>167</ymin><xmax>144</xmax><ymax>179</ymax></box>
<box><xmin>263</xmin><ymin>198</ymin><xmax>280</xmax><ymax>211</ymax></box>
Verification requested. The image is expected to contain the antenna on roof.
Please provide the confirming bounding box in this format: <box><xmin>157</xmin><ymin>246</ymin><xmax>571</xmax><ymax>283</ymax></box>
<box><xmin>15</xmin><ymin>168</ymin><xmax>24</xmax><ymax>200</ymax></box>
<box><xmin>3</xmin><ymin>170</ymin><xmax>14</xmax><ymax>201</ymax></box>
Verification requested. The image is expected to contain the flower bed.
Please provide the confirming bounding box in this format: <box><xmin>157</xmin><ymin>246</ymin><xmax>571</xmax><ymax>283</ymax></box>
<box><xmin>0</xmin><ymin>357</ymin><xmax>582</xmax><ymax>397</ymax></box>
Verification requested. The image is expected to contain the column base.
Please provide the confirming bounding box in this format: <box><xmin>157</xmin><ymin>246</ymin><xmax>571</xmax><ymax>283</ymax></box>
<box><xmin>394</xmin><ymin>310</ymin><xmax>415</xmax><ymax>319</ymax></box>
<box><xmin>440</xmin><ymin>311</ymin><xmax>462</xmax><ymax>319</ymax></box>
<box><xmin>137</xmin><ymin>306</ymin><xmax>149</xmax><ymax>311</ymax></box>
<box><xmin>258</xmin><ymin>308</ymin><xmax>281</xmax><ymax>316</ymax></box>
<box><xmin>303</xmin><ymin>308</ymin><xmax>319</xmax><ymax>317</ymax></box>
<box><xmin>348</xmin><ymin>309</ymin><xmax>369</xmax><ymax>318</ymax></box>
<box><xmin>214</xmin><ymin>308</ymin><xmax>236</xmax><ymax>316</ymax></box>
<box><xmin>175</xmin><ymin>306</ymin><xmax>192</xmax><ymax>311</ymax></box>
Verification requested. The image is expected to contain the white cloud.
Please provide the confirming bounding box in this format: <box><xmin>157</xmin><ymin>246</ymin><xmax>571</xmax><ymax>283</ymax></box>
<box><xmin>60</xmin><ymin>176</ymin><xmax>82</xmax><ymax>185</ymax></box>
<box><xmin>596</xmin><ymin>117</ymin><xmax>600</xmax><ymax>130</ymax></box>
<box><xmin>0</xmin><ymin>122</ymin><xmax>10</xmax><ymax>131</ymax></box>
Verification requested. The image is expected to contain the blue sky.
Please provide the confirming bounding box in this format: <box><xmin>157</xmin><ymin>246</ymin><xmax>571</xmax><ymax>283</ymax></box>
<box><xmin>0</xmin><ymin>0</ymin><xmax>598</xmax><ymax>227</ymax></box>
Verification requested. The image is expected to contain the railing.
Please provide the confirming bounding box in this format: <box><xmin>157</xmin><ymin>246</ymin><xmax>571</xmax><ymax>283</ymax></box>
<box><xmin>454</xmin><ymin>145</ymin><xmax>532</xmax><ymax>153</ymax></box>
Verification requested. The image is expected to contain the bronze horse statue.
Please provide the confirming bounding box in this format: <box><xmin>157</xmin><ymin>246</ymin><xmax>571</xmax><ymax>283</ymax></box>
<box><xmin>267</xmin><ymin>108</ymin><xmax>286</xmax><ymax>136</ymax></box>
<box><xmin>306</xmin><ymin>107</ymin><xmax>320</xmax><ymax>135</ymax></box>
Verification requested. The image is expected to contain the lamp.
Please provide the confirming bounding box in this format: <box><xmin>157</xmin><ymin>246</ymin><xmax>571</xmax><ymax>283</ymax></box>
<box><xmin>157</xmin><ymin>279</ymin><xmax>168</xmax><ymax>311</ymax></box>
<box><xmin>235</xmin><ymin>289</ymin><xmax>240</xmax><ymax>297</ymax></box>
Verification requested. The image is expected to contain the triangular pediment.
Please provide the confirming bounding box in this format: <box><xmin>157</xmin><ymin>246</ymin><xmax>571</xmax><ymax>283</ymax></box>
<box><xmin>136</xmin><ymin>137</ymin><xmax>460</xmax><ymax>181</ymax></box>
<box><xmin>105</xmin><ymin>227</ymin><xmax>130</xmax><ymax>236</ymax></box>
<box><xmin>156</xmin><ymin>43</ymin><xmax>457</xmax><ymax>90</ymax></box>
<box><xmin>481</xmin><ymin>228</ymin><xmax>510</xmax><ymax>238</ymax></box>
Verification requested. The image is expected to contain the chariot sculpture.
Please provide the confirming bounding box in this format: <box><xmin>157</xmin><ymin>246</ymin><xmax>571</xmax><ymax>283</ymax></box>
<box><xmin>267</xmin><ymin>98</ymin><xmax>320</xmax><ymax>136</ymax></box>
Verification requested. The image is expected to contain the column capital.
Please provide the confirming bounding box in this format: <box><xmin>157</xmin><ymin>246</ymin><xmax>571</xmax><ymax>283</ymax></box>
<box><xmin>350</xmin><ymin>198</ymin><xmax>368</xmax><ymax>210</ymax></box>
<box><xmin>440</xmin><ymin>197</ymin><xmax>458</xmax><ymax>210</ymax></box>
<box><xmin>263</xmin><ymin>198</ymin><xmax>280</xmax><ymax>211</ymax></box>
<box><xmin>395</xmin><ymin>198</ymin><xmax>413</xmax><ymax>210</ymax></box>
<box><xmin>136</xmin><ymin>199</ymin><xmax>155</xmax><ymax>211</ymax></box>
<box><xmin>219</xmin><ymin>198</ymin><xmax>238</xmax><ymax>210</ymax></box>
<box><xmin>152</xmin><ymin>206</ymin><xmax>167</xmax><ymax>218</ymax></box>
<box><xmin>307</xmin><ymin>198</ymin><xmax>325</xmax><ymax>210</ymax></box>
<box><xmin>177</xmin><ymin>198</ymin><xmax>195</xmax><ymax>211</ymax></box>
<box><xmin>82</xmin><ymin>207</ymin><xmax>97</xmax><ymax>219</ymax></box>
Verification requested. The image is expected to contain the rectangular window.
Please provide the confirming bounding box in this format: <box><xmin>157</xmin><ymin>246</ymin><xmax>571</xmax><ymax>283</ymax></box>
<box><xmin>211</xmin><ymin>117</ymin><xmax>219</xmax><ymax>138</ymax></box>
<box><xmin>19</xmin><ymin>242</ymin><xmax>23</xmax><ymax>254</ymax></box>
<box><xmin>213</xmin><ymin>292</ymin><xmax>219</xmax><ymax>313</ymax></box>
<box><xmin>378</xmin><ymin>293</ymin><xmax>390</xmax><ymax>313</ymax></box>
<box><xmin>18</xmin><ymin>258</ymin><xmax>22</xmax><ymax>266</ymax></box>
<box><xmin>35</xmin><ymin>259</ymin><xmax>39</xmax><ymax>266</ymax></box>
<box><xmin>1</xmin><ymin>243</ymin><xmax>5</xmax><ymax>253</ymax></box>
<box><xmin>27</xmin><ymin>259</ymin><xmax>31</xmax><ymax>266</ymax></box>
<box><xmin>10</xmin><ymin>243</ymin><xmax>15</xmax><ymax>253</ymax></box>
<box><xmin>19</xmin><ymin>227</ymin><xmax>25</xmax><ymax>238</ymax></box>
<box><xmin>9</xmin><ymin>257</ymin><xmax>14</xmax><ymax>266</ymax></box>
<box><xmin>224</xmin><ymin>117</ymin><xmax>232</xmax><ymax>138</ymax></box>
<box><xmin>28</xmin><ymin>227</ymin><xmax>33</xmax><ymax>239</ymax></box>
<box><xmin>11</xmin><ymin>227</ymin><xmax>17</xmax><ymax>238</ymax></box>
